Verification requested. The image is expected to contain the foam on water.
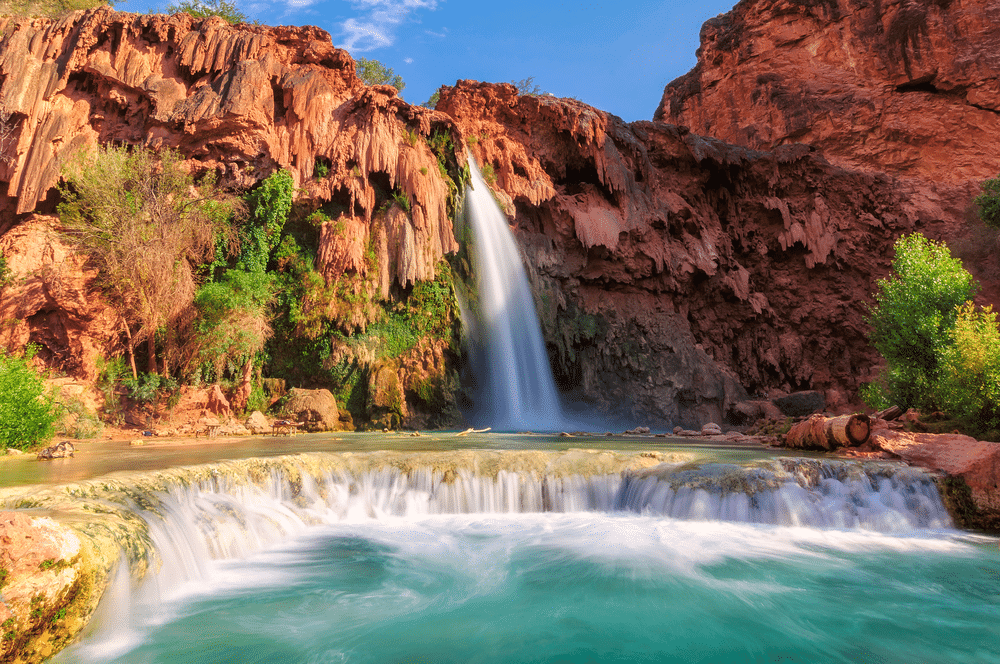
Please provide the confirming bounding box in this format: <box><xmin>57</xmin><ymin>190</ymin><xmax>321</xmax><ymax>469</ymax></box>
<box><xmin>54</xmin><ymin>457</ymin><xmax>969</xmax><ymax>663</ymax></box>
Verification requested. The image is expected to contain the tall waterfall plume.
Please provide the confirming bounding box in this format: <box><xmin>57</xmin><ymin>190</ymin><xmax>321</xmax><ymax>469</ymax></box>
<box><xmin>460</xmin><ymin>156</ymin><xmax>566</xmax><ymax>431</ymax></box>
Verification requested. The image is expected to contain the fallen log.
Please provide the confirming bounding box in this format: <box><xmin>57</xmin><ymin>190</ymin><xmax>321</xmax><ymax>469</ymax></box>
<box><xmin>784</xmin><ymin>413</ymin><xmax>871</xmax><ymax>450</ymax></box>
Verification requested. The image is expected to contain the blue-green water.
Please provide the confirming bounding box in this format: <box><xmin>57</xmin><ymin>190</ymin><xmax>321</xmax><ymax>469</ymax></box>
<box><xmin>70</xmin><ymin>514</ymin><xmax>999</xmax><ymax>664</ymax></box>
<box><xmin>54</xmin><ymin>455</ymin><xmax>1000</xmax><ymax>664</ymax></box>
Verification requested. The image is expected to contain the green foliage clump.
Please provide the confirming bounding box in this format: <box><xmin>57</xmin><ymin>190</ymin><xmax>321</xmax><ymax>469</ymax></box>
<box><xmin>866</xmin><ymin>233</ymin><xmax>978</xmax><ymax>410</ymax></box>
<box><xmin>480</xmin><ymin>163</ymin><xmax>498</xmax><ymax>186</ymax></box>
<box><xmin>193</xmin><ymin>269</ymin><xmax>275</xmax><ymax>379</ymax></box>
<box><xmin>935</xmin><ymin>303</ymin><xmax>1000</xmax><ymax>431</ymax></box>
<box><xmin>0</xmin><ymin>0</ymin><xmax>109</xmax><ymax>18</ymax></box>
<box><xmin>858</xmin><ymin>381</ymin><xmax>891</xmax><ymax>411</ymax></box>
<box><xmin>240</xmin><ymin>170</ymin><xmax>294</xmax><ymax>273</ymax></box>
<box><xmin>0</xmin><ymin>348</ymin><xmax>56</xmax><ymax>450</ymax></box>
<box><xmin>165</xmin><ymin>0</ymin><xmax>246</xmax><ymax>23</ymax></box>
<box><xmin>974</xmin><ymin>174</ymin><xmax>1000</xmax><ymax>229</ymax></box>
<box><xmin>421</xmin><ymin>89</ymin><xmax>441</xmax><ymax>109</ymax></box>
<box><xmin>355</xmin><ymin>58</ymin><xmax>405</xmax><ymax>92</ymax></box>
<box><xmin>0</xmin><ymin>251</ymin><xmax>12</xmax><ymax>290</ymax></box>
<box><xmin>121</xmin><ymin>371</ymin><xmax>177</xmax><ymax>405</ymax></box>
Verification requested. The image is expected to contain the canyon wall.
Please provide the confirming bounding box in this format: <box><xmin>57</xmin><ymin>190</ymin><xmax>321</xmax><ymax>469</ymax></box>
<box><xmin>1</xmin><ymin>3</ymin><xmax>998</xmax><ymax>427</ymax></box>
<box><xmin>656</xmin><ymin>0</ymin><xmax>1000</xmax><ymax>281</ymax></box>
<box><xmin>0</xmin><ymin>8</ymin><xmax>464</xmax><ymax>424</ymax></box>
<box><xmin>438</xmin><ymin>81</ymin><xmax>940</xmax><ymax>426</ymax></box>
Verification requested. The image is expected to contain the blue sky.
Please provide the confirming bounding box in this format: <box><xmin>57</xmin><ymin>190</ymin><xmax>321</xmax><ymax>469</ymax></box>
<box><xmin>113</xmin><ymin>0</ymin><xmax>738</xmax><ymax>122</ymax></box>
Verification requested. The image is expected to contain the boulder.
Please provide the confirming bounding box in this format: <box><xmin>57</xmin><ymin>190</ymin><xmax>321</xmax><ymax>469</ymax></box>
<box><xmin>285</xmin><ymin>388</ymin><xmax>339</xmax><ymax>432</ymax></box>
<box><xmin>207</xmin><ymin>384</ymin><xmax>231</xmax><ymax>417</ymax></box>
<box><xmin>701</xmin><ymin>422</ymin><xmax>723</xmax><ymax>436</ymax></box>
<box><xmin>773</xmin><ymin>391</ymin><xmax>826</xmax><ymax>417</ymax></box>
<box><xmin>36</xmin><ymin>441</ymin><xmax>75</xmax><ymax>460</ymax></box>
<box><xmin>244</xmin><ymin>410</ymin><xmax>271</xmax><ymax>435</ymax></box>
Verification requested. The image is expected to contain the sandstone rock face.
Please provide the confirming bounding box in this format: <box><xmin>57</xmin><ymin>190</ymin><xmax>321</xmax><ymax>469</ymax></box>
<box><xmin>0</xmin><ymin>511</ymin><xmax>88</xmax><ymax>662</ymax></box>
<box><xmin>871</xmin><ymin>427</ymin><xmax>1000</xmax><ymax>529</ymax></box>
<box><xmin>656</xmin><ymin>0</ymin><xmax>1000</xmax><ymax>196</ymax></box>
<box><xmin>0</xmin><ymin>8</ymin><xmax>459</xmax><ymax>378</ymax></box>
<box><xmin>439</xmin><ymin>81</ymin><xmax>927</xmax><ymax>427</ymax></box>
<box><xmin>284</xmin><ymin>387</ymin><xmax>339</xmax><ymax>431</ymax></box>
<box><xmin>0</xmin><ymin>215</ymin><xmax>117</xmax><ymax>380</ymax></box>
<box><xmin>656</xmin><ymin>0</ymin><xmax>1000</xmax><ymax>307</ymax></box>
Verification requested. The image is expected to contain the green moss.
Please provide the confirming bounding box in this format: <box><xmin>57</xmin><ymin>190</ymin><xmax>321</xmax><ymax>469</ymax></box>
<box><xmin>937</xmin><ymin>475</ymin><xmax>1000</xmax><ymax>533</ymax></box>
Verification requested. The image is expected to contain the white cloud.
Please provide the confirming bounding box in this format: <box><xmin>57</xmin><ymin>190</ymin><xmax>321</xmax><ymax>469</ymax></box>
<box><xmin>337</xmin><ymin>0</ymin><xmax>440</xmax><ymax>51</ymax></box>
<box><xmin>404</xmin><ymin>57</ymin><xmax>414</xmax><ymax>64</ymax></box>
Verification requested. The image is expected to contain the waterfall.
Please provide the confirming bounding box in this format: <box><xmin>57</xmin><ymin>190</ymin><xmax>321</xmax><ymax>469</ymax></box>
<box><xmin>461</xmin><ymin>156</ymin><xmax>566</xmax><ymax>431</ymax></box>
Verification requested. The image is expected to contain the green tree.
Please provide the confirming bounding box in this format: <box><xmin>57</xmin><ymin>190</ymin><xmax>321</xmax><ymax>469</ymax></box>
<box><xmin>510</xmin><ymin>77</ymin><xmax>545</xmax><ymax>96</ymax></box>
<box><xmin>421</xmin><ymin>89</ymin><xmax>441</xmax><ymax>109</ymax></box>
<box><xmin>356</xmin><ymin>58</ymin><xmax>405</xmax><ymax>92</ymax></box>
<box><xmin>165</xmin><ymin>0</ymin><xmax>246</xmax><ymax>23</ymax></box>
<box><xmin>58</xmin><ymin>145</ymin><xmax>242</xmax><ymax>378</ymax></box>
<box><xmin>935</xmin><ymin>302</ymin><xmax>1000</xmax><ymax>431</ymax></box>
<box><xmin>974</xmin><ymin>174</ymin><xmax>1000</xmax><ymax>229</ymax></box>
<box><xmin>867</xmin><ymin>233</ymin><xmax>979</xmax><ymax>410</ymax></box>
<box><xmin>0</xmin><ymin>349</ymin><xmax>56</xmax><ymax>450</ymax></box>
<box><xmin>0</xmin><ymin>0</ymin><xmax>112</xmax><ymax>18</ymax></box>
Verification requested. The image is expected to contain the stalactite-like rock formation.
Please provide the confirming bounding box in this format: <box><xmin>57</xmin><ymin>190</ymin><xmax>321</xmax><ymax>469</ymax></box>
<box><xmin>439</xmin><ymin>80</ymin><xmax>928</xmax><ymax>426</ymax></box>
<box><xmin>0</xmin><ymin>8</ymin><xmax>459</xmax><ymax>382</ymax></box>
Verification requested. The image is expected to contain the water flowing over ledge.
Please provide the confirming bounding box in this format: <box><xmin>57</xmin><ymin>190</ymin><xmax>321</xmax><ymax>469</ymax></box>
<box><xmin>0</xmin><ymin>450</ymin><xmax>953</xmax><ymax>662</ymax></box>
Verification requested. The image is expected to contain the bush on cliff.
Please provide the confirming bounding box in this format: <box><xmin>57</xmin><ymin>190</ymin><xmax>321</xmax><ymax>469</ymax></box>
<box><xmin>165</xmin><ymin>0</ymin><xmax>246</xmax><ymax>23</ymax></box>
<box><xmin>867</xmin><ymin>233</ymin><xmax>979</xmax><ymax>410</ymax></box>
<box><xmin>0</xmin><ymin>348</ymin><xmax>56</xmax><ymax>450</ymax></box>
<box><xmin>974</xmin><ymin>174</ymin><xmax>1000</xmax><ymax>229</ymax></box>
<box><xmin>58</xmin><ymin>145</ymin><xmax>242</xmax><ymax>378</ymax></box>
<box><xmin>934</xmin><ymin>302</ymin><xmax>1000</xmax><ymax>432</ymax></box>
<box><xmin>356</xmin><ymin>58</ymin><xmax>405</xmax><ymax>93</ymax></box>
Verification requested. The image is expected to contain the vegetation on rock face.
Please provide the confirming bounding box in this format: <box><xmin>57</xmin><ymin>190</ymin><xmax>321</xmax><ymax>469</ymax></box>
<box><xmin>974</xmin><ymin>174</ymin><xmax>1000</xmax><ymax>229</ymax></box>
<box><xmin>164</xmin><ymin>0</ymin><xmax>246</xmax><ymax>23</ymax></box>
<box><xmin>0</xmin><ymin>0</ymin><xmax>111</xmax><ymax>17</ymax></box>
<box><xmin>866</xmin><ymin>232</ymin><xmax>1000</xmax><ymax>434</ymax></box>
<box><xmin>0</xmin><ymin>347</ymin><xmax>56</xmax><ymax>450</ymax></box>
<box><xmin>866</xmin><ymin>233</ymin><xmax>978</xmax><ymax>411</ymax></box>
<box><xmin>356</xmin><ymin>58</ymin><xmax>405</xmax><ymax>92</ymax></box>
<box><xmin>58</xmin><ymin>145</ymin><xmax>242</xmax><ymax>379</ymax></box>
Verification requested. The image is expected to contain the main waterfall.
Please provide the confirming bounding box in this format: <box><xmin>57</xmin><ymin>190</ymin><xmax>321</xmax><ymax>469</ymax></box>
<box><xmin>461</xmin><ymin>157</ymin><xmax>567</xmax><ymax>431</ymax></box>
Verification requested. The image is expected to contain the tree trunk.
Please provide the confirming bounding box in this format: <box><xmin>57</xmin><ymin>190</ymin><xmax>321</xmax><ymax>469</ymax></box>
<box><xmin>147</xmin><ymin>334</ymin><xmax>157</xmax><ymax>375</ymax></box>
<box><xmin>784</xmin><ymin>414</ymin><xmax>871</xmax><ymax>450</ymax></box>
<box><xmin>122</xmin><ymin>318</ymin><xmax>138</xmax><ymax>379</ymax></box>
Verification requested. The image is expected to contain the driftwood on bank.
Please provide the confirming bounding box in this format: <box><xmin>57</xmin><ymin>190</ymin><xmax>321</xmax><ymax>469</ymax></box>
<box><xmin>784</xmin><ymin>414</ymin><xmax>871</xmax><ymax>450</ymax></box>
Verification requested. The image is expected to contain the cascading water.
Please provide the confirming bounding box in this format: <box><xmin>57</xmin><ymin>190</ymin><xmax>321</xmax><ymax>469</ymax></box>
<box><xmin>44</xmin><ymin>452</ymin><xmax>1000</xmax><ymax>664</ymax></box>
<box><xmin>461</xmin><ymin>156</ymin><xmax>566</xmax><ymax>431</ymax></box>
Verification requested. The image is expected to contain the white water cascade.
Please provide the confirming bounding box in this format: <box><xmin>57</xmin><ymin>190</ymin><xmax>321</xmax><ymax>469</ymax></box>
<box><xmin>462</xmin><ymin>156</ymin><xmax>566</xmax><ymax>431</ymax></box>
<box><xmin>58</xmin><ymin>456</ymin><xmax>954</xmax><ymax>662</ymax></box>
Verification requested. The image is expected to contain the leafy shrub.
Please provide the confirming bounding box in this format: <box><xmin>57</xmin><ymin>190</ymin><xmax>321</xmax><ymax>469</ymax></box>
<box><xmin>193</xmin><ymin>269</ymin><xmax>274</xmax><ymax>380</ymax></box>
<box><xmin>355</xmin><ymin>58</ymin><xmax>405</xmax><ymax>92</ymax></box>
<box><xmin>0</xmin><ymin>349</ymin><xmax>56</xmax><ymax>450</ymax></box>
<box><xmin>240</xmin><ymin>170</ymin><xmax>294</xmax><ymax>273</ymax></box>
<box><xmin>314</xmin><ymin>159</ymin><xmax>329</xmax><ymax>178</ymax></box>
<box><xmin>974</xmin><ymin>174</ymin><xmax>1000</xmax><ymax>229</ymax></box>
<box><xmin>122</xmin><ymin>372</ymin><xmax>177</xmax><ymax>405</ymax></box>
<box><xmin>54</xmin><ymin>396</ymin><xmax>104</xmax><ymax>439</ymax></box>
<box><xmin>866</xmin><ymin>233</ymin><xmax>978</xmax><ymax>410</ymax></box>
<box><xmin>165</xmin><ymin>0</ymin><xmax>246</xmax><ymax>23</ymax></box>
<box><xmin>935</xmin><ymin>303</ymin><xmax>1000</xmax><ymax>431</ymax></box>
<box><xmin>858</xmin><ymin>381</ymin><xmax>891</xmax><ymax>411</ymax></box>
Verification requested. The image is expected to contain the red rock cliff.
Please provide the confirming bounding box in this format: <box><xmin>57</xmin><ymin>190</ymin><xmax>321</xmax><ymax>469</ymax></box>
<box><xmin>440</xmin><ymin>80</ymin><xmax>938</xmax><ymax>426</ymax></box>
<box><xmin>656</xmin><ymin>0</ymin><xmax>1000</xmax><ymax>221</ymax></box>
<box><xmin>0</xmin><ymin>8</ymin><xmax>459</xmax><ymax>379</ymax></box>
